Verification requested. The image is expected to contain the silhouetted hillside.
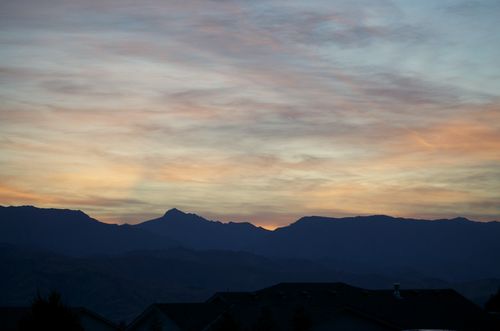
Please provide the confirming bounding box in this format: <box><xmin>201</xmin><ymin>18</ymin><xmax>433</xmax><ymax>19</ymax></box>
<box><xmin>260</xmin><ymin>215</ymin><xmax>500</xmax><ymax>281</ymax></box>
<box><xmin>132</xmin><ymin>210</ymin><xmax>500</xmax><ymax>281</ymax></box>
<box><xmin>2</xmin><ymin>205</ymin><xmax>500</xmax><ymax>322</ymax></box>
<box><xmin>0</xmin><ymin>243</ymin><xmax>392</xmax><ymax>322</ymax></box>
<box><xmin>3</xmin><ymin>243</ymin><xmax>498</xmax><ymax>324</ymax></box>
<box><xmin>0</xmin><ymin>206</ymin><xmax>176</xmax><ymax>256</ymax></box>
<box><xmin>136</xmin><ymin>208</ymin><xmax>270</xmax><ymax>250</ymax></box>
<box><xmin>2</xmin><ymin>205</ymin><xmax>500</xmax><ymax>282</ymax></box>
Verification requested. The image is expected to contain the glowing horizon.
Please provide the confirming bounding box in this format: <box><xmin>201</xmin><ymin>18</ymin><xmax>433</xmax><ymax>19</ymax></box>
<box><xmin>1</xmin><ymin>0</ymin><xmax>499</xmax><ymax>227</ymax></box>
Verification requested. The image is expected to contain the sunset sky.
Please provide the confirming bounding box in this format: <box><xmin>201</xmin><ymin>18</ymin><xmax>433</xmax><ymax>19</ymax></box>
<box><xmin>1</xmin><ymin>0</ymin><xmax>499</xmax><ymax>227</ymax></box>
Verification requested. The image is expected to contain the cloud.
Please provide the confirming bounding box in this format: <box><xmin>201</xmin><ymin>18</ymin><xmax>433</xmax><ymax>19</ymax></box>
<box><xmin>40</xmin><ymin>80</ymin><xmax>123</xmax><ymax>97</ymax></box>
<box><xmin>444</xmin><ymin>0</ymin><xmax>500</xmax><ymax>16</ymax></box>
<box><xmin>0</xmin><ymin>0</ymin><xmax>499</xmax><ymax>225</ymax></box>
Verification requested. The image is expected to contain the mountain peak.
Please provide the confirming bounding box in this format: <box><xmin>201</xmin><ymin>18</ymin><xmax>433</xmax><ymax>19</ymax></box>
<box><xmin>163</xmin><ymin>208</ymin><xmax>186</xmax><ymax>217</ymax></box>
<box><xmin>157</xmin><ymin>208</ymin><xmax>209</xmax><ymax>223</ymax></box>
<box><xmin>450</xmin><ymin>216</ymin><xmax>471</xmax><ymax>223</ymax></box>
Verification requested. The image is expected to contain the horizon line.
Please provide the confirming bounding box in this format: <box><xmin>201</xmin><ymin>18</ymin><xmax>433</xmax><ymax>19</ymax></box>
<box><xmin>2</xmin><ymin>204</ymin><xmax>498</xmax><ymax>231</ymax></box>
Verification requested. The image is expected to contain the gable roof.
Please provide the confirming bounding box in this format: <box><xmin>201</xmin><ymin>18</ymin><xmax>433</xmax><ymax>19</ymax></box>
<box><xmin>206</xmin><ymin>282</ymin><xmax>499</xmax><ymax>330</ymax></box>
<box><xmin>127</xmin><ymin>282</ymin><xmax>499</xmax><ymax>331</ymax></box>
<box><xmin>344</xmin><ymin>288</ymin><xmax>496</xmax><ymax>330</ymax></box>
<box><xmin>74</xmin><ymin>307</ymin><xmax>119</xmax><ymax>329</ymax></box>
<box><xmin>154</xmin><ymin>303</ymin><xmax>225</xmax><ymax>331</ymax></box>
<box><xmin>127</xmin><ymin>303</ymin><xmax>225</xmax><ymax>331</ymax></box>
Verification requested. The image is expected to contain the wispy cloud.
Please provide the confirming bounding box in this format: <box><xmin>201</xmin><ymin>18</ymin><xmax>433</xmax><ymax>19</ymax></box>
<box><xmin>1</xmin><ymin>0</ymin><xmax>499</xmax><ymax>225</ymax></box>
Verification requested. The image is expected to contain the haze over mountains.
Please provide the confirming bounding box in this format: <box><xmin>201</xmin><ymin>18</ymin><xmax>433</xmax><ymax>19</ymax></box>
<box><xmin>1</xmin><ymin>205</ymin><xmax>499</xmax><ymax>322</ymax></box>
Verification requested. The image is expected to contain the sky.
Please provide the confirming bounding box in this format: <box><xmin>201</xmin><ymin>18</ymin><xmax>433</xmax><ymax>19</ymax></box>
<box><xmin>0</xmin><ymin>0</ymin><xmax>499</xmax><ymax>228</ymax></box>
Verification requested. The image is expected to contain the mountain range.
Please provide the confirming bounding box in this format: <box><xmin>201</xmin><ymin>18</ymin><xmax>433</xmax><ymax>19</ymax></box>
<box><xmin>1</xmin><ymin>205</ymin><xmax>499</xmax><ymax>322</ymax></box>
<box><xmin>2</xmin><ymin>205</ymin><xmax>499</xmax><ymax>281</ymax></box>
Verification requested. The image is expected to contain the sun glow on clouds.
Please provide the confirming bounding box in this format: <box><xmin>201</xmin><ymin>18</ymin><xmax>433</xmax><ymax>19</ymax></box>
<box><xmin>0</xmin><ymin>0</ymin><xmax>499</xmax><ymax>226</ymax></box>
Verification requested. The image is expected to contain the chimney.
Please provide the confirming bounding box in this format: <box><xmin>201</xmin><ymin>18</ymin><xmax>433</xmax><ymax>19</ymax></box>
<box><xmin>393</xmin><ymin>283</ymin><xmax>402</xmax><ymax>299</ymax></box>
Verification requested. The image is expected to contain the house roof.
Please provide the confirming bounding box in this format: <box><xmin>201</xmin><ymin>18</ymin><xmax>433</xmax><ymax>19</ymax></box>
<box><xmin>154</xmin><ymin>303</ymin><xmax>225</xmax><ymax>331</ymax></box>
<box><xmin>344</xmin><ymin>288</ymin><xmax>496</xmax><ymax>330</ymax></box>
<box><xmin>74</xmin><ymin>307</ymin><xmax>119</xmax><ymax>329</ymax></box>
<box><xmin>206</xmin><ymin>282</ymin><xmax>499</xmax><ymax>331</ymax></box>
<box><xmin>127</xmin><ymin>303</ymin><xmax>225</xmax><ymax>331</ymax></box>
<box><xmin>127</xmin><ymin>282</ymin><xmax>499</xmax><ymax>331</ymax></box>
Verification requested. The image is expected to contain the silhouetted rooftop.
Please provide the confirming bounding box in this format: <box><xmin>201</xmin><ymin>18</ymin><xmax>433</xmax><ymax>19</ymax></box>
<box><xmin>206</xmin><ymin>282</ymin><xmax>499</xmax><ymax>331</ymax></box>
<box><xmin>128</xmin><ymin>303</ymin><xmax>225</xmax><ymax>331</ymax></box>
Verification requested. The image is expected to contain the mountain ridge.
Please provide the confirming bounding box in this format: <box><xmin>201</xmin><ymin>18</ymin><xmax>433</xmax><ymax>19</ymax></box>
<box><xmin>0</xmin><ymin>205</ymin><xmax>178</xmax><ymax>256</ymax></box>
<box><xmin>2</xmin><ymin>205</ymin><xmax>500</xmax><ymax>322</ymax></box>
<box><xmin>2</xmin><ymin>205</ymin><xmax>495</xmax><ymax>229</ymax></box>
<box><xmin>1</xmin><ymin>205</ymin><xmax>500</xmax><ymax>281</ymax></box>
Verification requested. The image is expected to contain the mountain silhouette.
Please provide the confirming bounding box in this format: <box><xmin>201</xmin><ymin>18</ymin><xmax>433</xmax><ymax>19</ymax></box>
<box><xmin>262</xmin><ymin>215</ymin><xmax>500</xmax><ymax>280</ymax></box>
<box><xmin>0</xmin><ymin>206</ymin><xmax>176</xmax><ymax>256</ymax></box>
<box><xmin>1</xmin><ymin>205</ymin><xmax>500</xmax><ymax>280</ymax></box>
<box><xmin>1</xmin><ymin>205</ymin><xmax>500</xmax><ymax>322</ymax></box>
<box><xmin>136</xmin><ymin>208</ymin><xmax>269</xmax><ymax>251</ymax></box>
